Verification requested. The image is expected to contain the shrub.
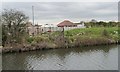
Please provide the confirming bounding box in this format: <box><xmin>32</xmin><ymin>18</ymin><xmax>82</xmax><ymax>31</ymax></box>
<box><xmin>27</xmin><ymin>37</ymin><xmax>34</xmax><ymax>43</ymax></box>
<box><xmin>54</xmin><ymin>36</ymin><xmax>71</xmax><ymax>48</ymax></box>
<box><xmin>34</xmin><ymin>36</ymin><xmax>50</xmax><ymax>43</ymax></box>
<box><xmin>74</xmin><ymin>36</ymin><xmax>112</xmax><ymax>47</ymax></box>
<box><xmin>34</xmin><ymin>36</ymin><xmax>44</xmax><ymax>43</ymax></box>
<box><xmin>102</xmin><ymin>29</ymin><xmax>109</xmax><ymax>37</ymax></box>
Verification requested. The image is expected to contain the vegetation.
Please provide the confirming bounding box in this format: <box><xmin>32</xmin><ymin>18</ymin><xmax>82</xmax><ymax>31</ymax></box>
<box><xmin>65</xmin><ymin>27</ymin><xmax>118</xmax><ymax>37</ymax></box>
<box><xmin>64</xmin><ymin>27</ymin><xmax>118</xmax><ymax>46</ymax></box>
<box><xmin>27</xmin><ymin>36</ymin><xmax>50</xmax><ymax>44</ymax></box>
<box><xmin>85</xmin><ymin>21</ymin><xmax>119</xmax><ymax>28</ymax></box>
<box><xmin>25</xmin><ymin>27</ymin><xmax>118</xmax><ymax>48</ymax></box>
<box><xmin>2</xmin><ymin>9</ymin><xmax>29</xmax><ymax>47</ymax></box>
<box><xmin>0</xmin><ymin>25</ymin><xmax>2</xmax><ymax>46</ymax></box>
<box><xmin>1</xmin><ymin>9</ymin><xmax>119</xmax><ymax>53</ymax></box>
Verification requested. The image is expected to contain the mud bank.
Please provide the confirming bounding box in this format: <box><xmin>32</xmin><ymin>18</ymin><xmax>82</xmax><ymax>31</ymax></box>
<box><xmin>1</xmin><ymin>41</ymin><xmax>118</xmax><ymax>54</ymax></box>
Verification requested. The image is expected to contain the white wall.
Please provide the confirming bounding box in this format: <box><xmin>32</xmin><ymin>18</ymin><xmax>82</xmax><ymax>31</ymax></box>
<box><xmin>27</xmin><ymin>24</ymin><xmax>86</xmax><ymax>35</ymax></box>
<box><xmin>40</xmin><ymin>25</ymin><xmax>85</xmax><ymax>32</ymax></box>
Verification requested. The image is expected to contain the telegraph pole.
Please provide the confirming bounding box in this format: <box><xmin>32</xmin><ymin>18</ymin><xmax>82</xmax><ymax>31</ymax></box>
<box><xmin>32</xmin><ymin>6</ymin><xmax>35</xmax><ymax>36</ymax></box>
<box><xmin>32</xmin><ymin>6</ymin><xmax>34</xmax><ymax>25</ymax></box>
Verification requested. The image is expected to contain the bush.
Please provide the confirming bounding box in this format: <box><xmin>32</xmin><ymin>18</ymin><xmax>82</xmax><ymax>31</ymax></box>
<box><xmin>54</xmin><ymin>36</ymin><xmax>71</xmax><ymax>48</ymax></box>
<box><xmin>34</xmin><ymin>36</ymin><xmax>44</xmax><ymax>43</ymax></box>
<box><xmin>74</xmin><ymin>36</ymin><xmax>112</xmax><ymax>47</ymax></box>
<box><xmin>34</xmin><ymin>36</ymin><xmax>50</xmax><ymax>43</ymax></box>
<box><xmin>65</xmin><ymin>31</ymin><xmax>73</xmax><ymax>36</ymax></box>
<box><xmin>27</xmin><ymin>37</ymin><xmax>34</xmax><ymax>43</ymax></box>
<box><xmin>102</xmin><ymin>29</ymin><xmax>109</xmax><ymax>37</ymax></box>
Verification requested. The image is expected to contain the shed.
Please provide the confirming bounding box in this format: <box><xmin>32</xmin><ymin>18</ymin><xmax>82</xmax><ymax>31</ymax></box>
<box><xmin>57</xmin><ymin>20</ymin><xmax>77</xmax><ymax>27</ymax></box>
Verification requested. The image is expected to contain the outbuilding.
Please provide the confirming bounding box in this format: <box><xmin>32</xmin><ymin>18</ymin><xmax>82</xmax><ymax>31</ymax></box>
<box><xmin>57</xmin><ymin>20</ymin><xmax>77</xmax><ymax>27</ymax></box>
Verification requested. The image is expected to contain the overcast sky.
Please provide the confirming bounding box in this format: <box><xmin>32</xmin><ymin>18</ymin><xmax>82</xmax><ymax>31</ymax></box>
<box><xmin>2</xmin><ymin>2</ymin><xmax>118</xmax><ymax>25</ymax></box>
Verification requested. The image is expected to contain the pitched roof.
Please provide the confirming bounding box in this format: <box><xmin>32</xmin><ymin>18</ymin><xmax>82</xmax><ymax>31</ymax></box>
<box><xmin>57</xmin><ymin>20</ymin><xmax>76</xmax><ymax>27</ymax></box>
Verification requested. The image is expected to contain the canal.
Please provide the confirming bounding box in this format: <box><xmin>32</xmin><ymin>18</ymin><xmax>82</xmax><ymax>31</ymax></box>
<box><xmin>2</xmin><ymin>45</ymin><xmax>118</xmax><ymax>70</ymax></box>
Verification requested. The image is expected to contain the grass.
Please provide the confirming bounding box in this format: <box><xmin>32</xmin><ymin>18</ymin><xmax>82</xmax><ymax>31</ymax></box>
<box><xmin>65</xmin><ymin>27</ymin><xmax>118</xmax><ymax>36</ymax></box>
<box><xmin>64</xmin><ymin>27</ymin><xmax>118</xmax><ymax>39</ymax></box>
<box><xmin>63</xmin><ymin>27</ymin><xmax>118</xmax><ymax>46</ymax></box>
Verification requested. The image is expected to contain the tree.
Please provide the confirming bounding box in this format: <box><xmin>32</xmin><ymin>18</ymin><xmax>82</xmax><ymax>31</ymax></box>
<box><xmin>108</xmin><ymin>21</ymin><xmax>117</xmax><ymax>27</ymax></box>
<box><xmin>2</xmin><ymin>9</ymin><xmax>29</xmax><ymax>46</ymax></box>
<box><xmin>97</xmin><ymin>21</ymin><xmax>107</xmax><ymax>27</ymax></box>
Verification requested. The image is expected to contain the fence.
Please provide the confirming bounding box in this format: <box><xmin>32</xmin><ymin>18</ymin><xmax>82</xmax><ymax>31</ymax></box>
<box><xmin>27</xmin><ymin>26</ymin><xmax>86</xmax><ymax>35</ymax></box>
<box><xmin>41</xmin><ymin>26</ymin><xmax>85</xmax><ymax>32</ymax></box>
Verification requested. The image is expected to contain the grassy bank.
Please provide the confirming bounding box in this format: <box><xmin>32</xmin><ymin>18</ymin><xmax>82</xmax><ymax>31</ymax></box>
<box><xmin>2</xmin><ymin>27</ymin><xmax>119</xmax><ymax>53</ymax></box>
<box><xmin>64</xmin><ymin>27</ymin><xmax>118</xmax><ymax>44</ymax></box>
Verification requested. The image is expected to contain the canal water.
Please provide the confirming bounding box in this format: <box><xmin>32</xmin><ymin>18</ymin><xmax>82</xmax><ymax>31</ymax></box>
<box><xmin>2</xmin><ymin>45</ymin><xmax>118</xmax><ymax>70</ymax></box>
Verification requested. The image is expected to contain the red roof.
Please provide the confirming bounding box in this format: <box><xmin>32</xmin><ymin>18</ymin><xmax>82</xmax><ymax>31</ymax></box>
<box><xmin>57</xmin><ymin>20</ymin><xmax>76</xmax><ymax>27</ymax></box>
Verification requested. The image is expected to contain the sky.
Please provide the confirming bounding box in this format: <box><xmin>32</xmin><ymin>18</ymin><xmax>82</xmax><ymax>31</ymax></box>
<box><xmin>1</xmin><ymin>2</ymin><xmax>118</xmax><ymax>25</ymax></box>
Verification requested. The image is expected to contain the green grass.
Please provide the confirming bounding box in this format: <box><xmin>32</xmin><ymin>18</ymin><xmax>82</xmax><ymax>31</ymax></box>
<box><xmin>37</xmin><ymin>27</ymin><xmax>119</xmax><ymax>43</ymax></box>
<box><xmin>65</xmin><ymin>27</ymin><xmax>118</xmax><ymax>37</ymax></box>
<box><xmin>64</xmin><ymin>27</ymin><xmax>119</xmax><ymax>44</ymax></box>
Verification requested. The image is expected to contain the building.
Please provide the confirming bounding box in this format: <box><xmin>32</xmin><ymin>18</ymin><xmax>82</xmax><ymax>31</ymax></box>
<box><xmin>74</xmin><ymin>21</ymin><xmax>85</xmax><ymax>28</ymax></box>
<box><xmin>26</xmin><ymin>22</ymin><xmax>42</xmax><ymax>36</ymax></box>
<box><xmin>41</xmin><ymin>24</ymin><xmax>58</xmax><ymax>33</ymax></box>
<box><xmin>57</xmin><ymin>20</ymin><xmax>85</xmax><ymax>31</ymax></box>
<box><xmin>26</xmin><ymin>20</ymin><xmax>85</xmax><ymax>35</ymax></box>
<box><xmin>57</xmin><ymin>20</ymin><xmax>77</xmax><ymax>27</ymax></box>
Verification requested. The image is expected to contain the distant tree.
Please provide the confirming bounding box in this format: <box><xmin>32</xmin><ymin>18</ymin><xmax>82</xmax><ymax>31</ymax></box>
<box><xmin>91</xmin><ymin>19</ymin><xmax>97</xmax><ymax>23</ymax></box>
<box><xmin>118</xmin><ymin>22</ymin><xmax>120</xmax><ymax>27</ymax></box>
<box><xmin>84</xmin><ymin>22</ymin><xmax>91</xmax><ymax>28</ymax></box>
<box><xmin>108</xmin><ymin>21</ymin><xmax>117</xmax><ymax>27</ymax></box>
<box><xmin>2</xmin><ymin>9</ymin><xmax>29</xmax><ymax>46</ymax></box>
<box><xmin>97</xmin><ymin>21</ymin><xmax>107</xmax><ymax>27</ymax></box>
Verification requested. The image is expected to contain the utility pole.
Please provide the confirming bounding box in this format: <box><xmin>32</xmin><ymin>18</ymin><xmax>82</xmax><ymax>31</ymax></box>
<box><xmin>32</xmin><ymin>6</ymin><xmax>35</xmax><ymax>36</ymax></box>
<box><xmin>32</xmin><ymin>6</ymin><xmax>34</xmax><ymax>25</ymax></box>
<box><xmin>63</xmin><ymin>27</ymin><xmax>64</xmax><ymax>38</ymax></box>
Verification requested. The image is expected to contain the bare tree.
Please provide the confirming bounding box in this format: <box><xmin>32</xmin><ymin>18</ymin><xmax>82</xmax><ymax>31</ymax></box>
<box><xmin>2</xmin><ymin>9</ymin><xmax>29</xmax><ymax>47</ymax></box>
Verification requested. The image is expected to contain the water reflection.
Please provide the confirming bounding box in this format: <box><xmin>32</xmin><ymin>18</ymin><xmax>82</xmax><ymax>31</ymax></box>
<box><xmin>2</xmin><ymin>45</ymin><xmax>118</xmax><ymax>70</ymax></box>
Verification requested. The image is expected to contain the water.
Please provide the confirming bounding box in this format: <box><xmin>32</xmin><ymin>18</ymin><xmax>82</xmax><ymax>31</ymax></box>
<box><xmin>2</xmin><ymin>45</ymin><xmax>118</xmax><ymax>70</ymax></box>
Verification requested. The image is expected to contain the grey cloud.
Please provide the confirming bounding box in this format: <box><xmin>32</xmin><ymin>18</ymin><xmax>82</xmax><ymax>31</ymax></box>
<box><xmin>2</xmin><ymin>2</ymin><xmax>118</xmax><ymax>24</ymax></box>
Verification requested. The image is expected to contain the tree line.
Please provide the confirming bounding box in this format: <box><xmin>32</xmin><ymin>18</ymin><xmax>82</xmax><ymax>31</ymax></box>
<box><xmin>85</xmin><ymin>21</ymin><xmax>119</xmax><ymax>28</ymax></box>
